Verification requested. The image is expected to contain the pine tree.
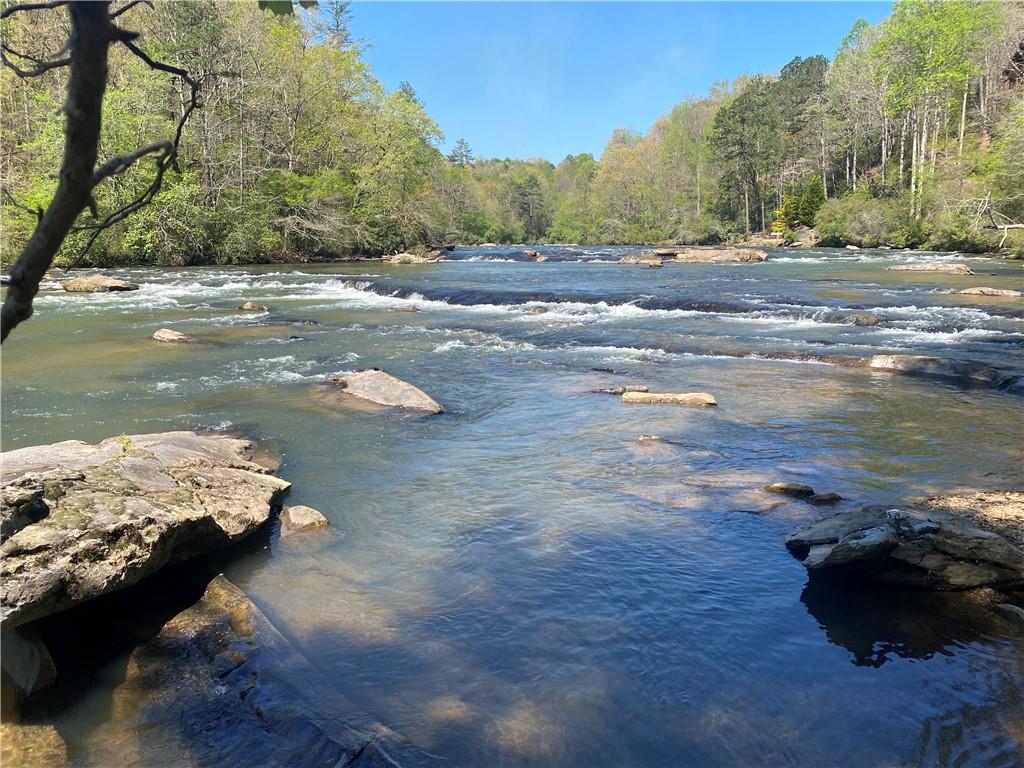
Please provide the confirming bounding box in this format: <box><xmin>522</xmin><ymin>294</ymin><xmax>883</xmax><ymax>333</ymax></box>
<box><xmin>799</xmin><ymin>175</ymin><xmax>826</xmax><ymax>225</ymax></box>
<box><xmin>449</xmin><ymin>138</ymin><xmax>474</xmax><ymax>167</ymax></box>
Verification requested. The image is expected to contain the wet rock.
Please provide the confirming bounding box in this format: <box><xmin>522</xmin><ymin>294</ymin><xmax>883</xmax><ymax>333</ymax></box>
<box><xmin>996</xmin><ymin>603</ymin><xmax>1024</xmax><ymax>624</ymax></box>
<box><xmin>786</xmin><ymin>505</ymin><xmax>1024</xmax><ymax>589</ymax></box>
<box><xmin>764</xmin><ymin>482</ymin><xmax>816</xmax><ymax>498</ymax></box>
<box><xmin>958</xmin><ymin>286</ymin><xmax>1022</xmax><ymax>297</ymax></box>
<box><xmin>595</xmin><ymin>385</ymin><xmax>649</xmax><ymax>395</ymax></box>
<box><xmin>384</xmin><ymin>251</ymin><xmax>441</xmax><ymax>264</ymax></box>
<box><xmin>867</xmin><ymin>354</ymin><xmax>1022</xmax><ymax>392</ymax></box>
<box><xmin>849</xmin><ymin>314</ymin><xmax>882</xmax><ymax>327</ymax></box>
<box><xmin>0</xmin><ymin>625</ymin><xmax>56</xmax><ymax>698</ymax></box>
<box><xmin>0</xmin><ymin>432</ymin><xmax>291</xmax><ymax>629</ymax></box>
<box><xmin>673</xmin><ymin>248</ymin><xmax>768</xmax><ymax>263</ymax></box>
<box><xmin>528</xmin><ymin>306</ymin><xmax>549</xmax><ymax>314</ymax></box>
<box><xmin>81</xmin><ymin>575</ymin><xmax>434</xmax><ymax>767</ymax></box>
<box><xmin>535</xmin><ymin>255</ymin><xmax>549</xmax><ymax>262</ymax></box>
<box><xmin>280</xmin><ymin>505</ymin><xmax>329</xmax><ymax>536</ymax></box>
<box><xmin>621</xmin><ymin>391</ymin><xmax>717</xmax><ymax>407</ymax></box>
<box><xmin>151</xmin><ymin>328</ymin><xmax>192</xmax><ymax>343</ymax></box>
<box><xmin>240</xmin><ymin>301</ymin><xmax>269</xmax><ymax>311</ymax></box>
<box><xmin>635</xmin><ymin>435</ymin><xmax>665</xmax><ymax>445</ymax></box>
<box><xmin>331</xmin><ymin>369</ymin><xmax>444</xmax><ymax>414</ymax></box>
<box><xmin>652</xmin><ymin>247</ymin><xmax>679</xmax><ymax>257</ymax></box>
<box><xmin>887</xmin><ymin>262</ymin><xmax>974</xmax><ymax>275</ymax></box>
<box><xmin>59</xmin><ymin>275</ymin><xmax>139</xmax><ymax>292</ymax></box>
<box><xmin>395</xmin><ymin>305</ymin><xmax>420</xmax><ymax>312</ymax></box>
<box><xmin>809</xmin><ymin>492</ymin><xmax>843</xmax><ymax>505</ymax></box>
<box><xmin>845</xmin><ymin>244</ymin><xmax>861</xmax><ymax>251</ymax></box>
<box><xmin>618</xmin><ymin>253</ymin><xmax>663</xmax><ymax>267</ymax></box>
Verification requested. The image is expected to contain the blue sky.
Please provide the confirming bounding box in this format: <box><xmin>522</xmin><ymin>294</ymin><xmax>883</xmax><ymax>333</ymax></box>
<box><xmin>349</xmin><ymin>2</ymin><xmax>892</xmax><ymax>162</ymax></box>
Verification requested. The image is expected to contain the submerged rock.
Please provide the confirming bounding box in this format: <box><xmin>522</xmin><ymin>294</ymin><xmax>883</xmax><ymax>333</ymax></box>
<box><xmin>887</xmin><ymin>262</ymin><xmax>974</xmax><ymax>275</ymax></box>
<box><xmin>621</xmin><ymin>391</ymin><xmax>717</xmax><ymax>407</ymax></box>
<box><xmin>594</xmin><ymin>385</ymin><xmax>649</xmax><ymax>395</ymax></box>
<box><xmin>331</xmin><ymin>369</ymin><xmax>444</xmax><ymax>414</ymax></box>
<box><xmin>0</xmin><ymin>625</ymin><xmax>55</xmax><ymax>698</ymax></box>
<box><xmin>59</xmin><ymin>275</ymin><xmax>139</xmax><ymax>292</ymax></box>
<box><xmin>240</xmin><ymin>300</ymin><xmax>269</xmax><ymax>311</ymax></box>
<box><xmin>0</xmin><ymin>432</ymin><xmax>290</xmax><ymax>630</ymax></box>
<box><xmin>280</xmin><ymin>505</ymin><xmax>329</xmax><ymax>536</ymax></box>
<box><xmin>848</xmin><ymin>314</ymin><xmax>882</xmax><ymax>327</ymax></box>
<box><xmin>867</xmin><ymin>354</ymin><xmax>1022</xmax><ymax>392</ymax></box>
<box><xmin>151</xmin><ymin>328</ymin><xmax>192</xmax><ymax>343</ymax></box>
<box><xmin>958</xmin><ymin>286</ymin><xmax>1022</xmax><ymax>297</ymax></box>
<box><xmin>786</xmin><ymin>505</ymin><xmax>1024</xmax><ymax>589</ymax></box>
<box><xmin>79</xmin><ymin>575</ymin><xmax>433</xmax><ymax>767</ymax></box>
<box><xmin>809</xmin><ymin>492</ymin><xmax>843</xmax><ymax>505</ymax></box>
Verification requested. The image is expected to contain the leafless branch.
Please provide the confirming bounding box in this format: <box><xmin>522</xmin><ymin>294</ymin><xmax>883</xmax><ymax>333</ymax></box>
<box><xmin>110</xmin><ymin>0</ymin><xmax>151</xmax><ymax>19</ymax></box>
<box><xmin>1</xmin><ymin>187</ymin><xmax>43</xmax><ymax>221</ymax></box>
<box><xmin>0</xmin><ymin>45</ymin><xmax>69</xmax><ymax>77</ymax></box>
<box><xmin>91</xmin><ymin>141</ymin><xmax>171</xmax><ymax>186</ymax></box>
<box><xmin>0</xmin><ymin>0</ymin><xmax>69</xmax><ymax>19</ymax></box>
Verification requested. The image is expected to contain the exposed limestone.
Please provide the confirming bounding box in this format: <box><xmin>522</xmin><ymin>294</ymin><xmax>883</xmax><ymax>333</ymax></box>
<box><xmin>958</xmin><ymin>286</ymin><xmax>1022</xmax><ymax>297</ymax></box>
<box><xmin>618</xmin><ymin>253</ymin><xmax>663</xmax><ymax>267</ymax></box>
<box><xmin>151</xmin><ymin>328</ymin><xmax>192</xmax><ymax>343</ymax></box>
<box><xmin>0</xmin><ymin>432</ymin><xmax>290</xmax><ymax>629</ymax></box>
<box><xmin>330</xmin><ymin>369</ymin><xmax>444</xmax><ymax>414</ymax></box>
<box><xmin>672</xmin><ymin>248</ymin><xmax>768</xmax><ymax>263</ymax></box>
<box><xmin>59</xmin><ymin>275</ymin><xmax>139</xmax><ymax>292</ymax></box>
<box><xmin>786</xmin><ymin>505</ymin><xmax>1024</xmax><ymax>589</ymax></box>
<box><xmin>887</xmin><ymin>262</ymin><xmax>974</xmax><ymax>275</ymax></box>
<box><xmin>621</xmin><ymin>391</ymin><xmax>717</xmax><ymax>407</ymax></box>
<box><xmin>280</xmin><ymin>505</ymin><xmax>329</xmax><ymax>536</ymax></box>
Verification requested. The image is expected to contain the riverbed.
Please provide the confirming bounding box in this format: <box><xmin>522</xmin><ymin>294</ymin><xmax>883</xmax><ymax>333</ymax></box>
<box><xmin>3</xmin><ymin>246</ymin><xmax>1023</xmax><ymax>766</ymax></box>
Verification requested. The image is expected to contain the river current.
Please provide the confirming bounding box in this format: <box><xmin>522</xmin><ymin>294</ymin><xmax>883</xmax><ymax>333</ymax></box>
<box><xmin>3</xmin><ymin>246</ymin><xmax>1023</xmax><ymax>766</ymax></box>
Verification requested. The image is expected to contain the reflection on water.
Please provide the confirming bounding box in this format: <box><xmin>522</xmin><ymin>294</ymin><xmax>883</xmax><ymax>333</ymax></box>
<box><xmin>2</xmin><ymin>248</ymin><xmax>1023</xmax><ymax>766</ymax></box>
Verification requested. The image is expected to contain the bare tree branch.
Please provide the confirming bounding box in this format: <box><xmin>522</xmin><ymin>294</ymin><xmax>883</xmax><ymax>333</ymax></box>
<box><xmin>1</xmin><ymin>188</ymin><xmax>43</xmax><ymax>221</ymax></box>
<box><xmin>110</xmin><ymin>0</ymin><xmax>152</xmax><ymax>19</ymax></box>
<box><xmin>0</xmin><ymin>0</ymin><xmax>69</xmax><ymax>19</ymax></box>
<box><xmin>0</xmin><ymin>45</ymin><xmax>69</xmax><ymax>77</ymax></box>
<box><xmin>91</xmin><ymin>141</ymin><xmax>171</xmax><ymax>186</ymax></box>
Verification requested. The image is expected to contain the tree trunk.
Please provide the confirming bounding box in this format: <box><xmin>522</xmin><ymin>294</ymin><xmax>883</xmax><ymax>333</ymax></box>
<box><xmin>743</xmin><ymin>184</ymin><xmax>750</xmax><ymax>234</ymax></box>
<box><xmin>820</xmin><ymin>131</ymin><xmax>828</xmax><ymax>197</ymax></box>
<box><xmin>1</xmin><ymin>3</ymin><xmax>115</xmax><ymax>342</ymax></box>
<box><xmin>958</xmin><ymin>85</ymin><xmax>968</xmax><ymax>159</ymax></box>
<box><xmin>898</xmin><ymin>114</ymin><xmax>906</xmax><ymax>188</ymax></box>
<box><xmin>910</xmin><ymin>110</ymin><xmax>918</xmax><ymax>218</ymax></box>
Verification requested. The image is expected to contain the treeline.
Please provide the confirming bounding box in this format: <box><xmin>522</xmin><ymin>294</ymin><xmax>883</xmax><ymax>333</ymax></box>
<box><xmin>1</xmin><ymin>0</ymin><xmax>1023</xmax><ymax>267</ymax></box>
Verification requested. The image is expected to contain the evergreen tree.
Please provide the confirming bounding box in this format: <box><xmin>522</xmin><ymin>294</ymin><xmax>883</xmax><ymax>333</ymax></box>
<box><xmin>448</xmin><ymin>139</ymin><xmax>474</xmax><ymax>167</ymax></box>
<box><xmin>799</xmin><ymin>175</ymin><xmax>826</xmax><ymax>225</ymax></box>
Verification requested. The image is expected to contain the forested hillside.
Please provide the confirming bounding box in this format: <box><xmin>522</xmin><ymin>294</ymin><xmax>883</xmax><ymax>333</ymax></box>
<box><xmin>2</xmin><ymin>0</ymin><xmax>1022</xmax><ymax>266</ymax></box>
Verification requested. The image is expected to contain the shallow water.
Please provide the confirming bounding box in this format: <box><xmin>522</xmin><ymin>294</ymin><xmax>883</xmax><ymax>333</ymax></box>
<box><xmin>3</xmin><ymin>246</ymin><xmax>1024</xmax><ymax>766</ymax></box>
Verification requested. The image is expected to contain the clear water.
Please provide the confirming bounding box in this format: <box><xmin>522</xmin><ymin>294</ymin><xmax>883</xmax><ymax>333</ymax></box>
<box><xmin>3</xmin><ymin>247</ymin><xmax>1024</xmax><ymax>766</ymax></box>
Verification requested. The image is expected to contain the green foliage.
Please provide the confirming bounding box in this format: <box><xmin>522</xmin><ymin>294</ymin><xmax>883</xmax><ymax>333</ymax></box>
<box><xmin>799</xmin><ymin>176</ymin><xmax>826</xmax><ymax>226</ymax></box>
<box><xmin>815</xmin><ymin>193</ymin><xmax>928</xmax><ymax>247</ymax></box>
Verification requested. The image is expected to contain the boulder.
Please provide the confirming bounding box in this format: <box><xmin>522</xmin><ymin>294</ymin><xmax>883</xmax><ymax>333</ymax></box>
<box><xmin>528</xmin><ymin>306</ymin><xmax>549</xmax><ymax>314</ymax></box>
<box><xmin>0</xmin><ymin>432</ymin><xmax>291</xmax><ymax>629</ymax></box>
<box><xmin>887</xmin><ymin>263</ymin><xmax>974</xmax><ymax>275</ymax></box>
<box><xmin>786</xmin><ymin>505</ymin><xmax>1024</xmax><ymax>589</ymax></box>
<box><xmin>240</xmin><ymin>301</ymin><xmax>269</xmax><ymax>311</ymax></box>
<box><xmin>621</xmin><ymin>391</ymin><xmax>717</xmax><ymax>407</ymax></box>
<box><xmin>385</xmin><ymin>252</ymin><xmax>429</xmax><ymax>264</ymax></box>
<box><xmin>59</xmin><ymin>275</ymin><xmax>139</xmax><ymax>292</ymax></box>
<box><xmin>673</xmin><ymin>248</ymin><xmax>768</xmax><ymax>263</ymax></box>
<box><xmin>845</xmin><ymin>244</ymin><xmax>861</xmax><ymax>251</ymax></box>
<box><xmin>618</xmin><ymin>253</ymin><xmax>663</xmax><ymax>267</ymax></box>
<box><xmin>867</xmin><ymin>354</ymin><xmax>1022</xmax><ymax>392</ymax></box>
<box><xmin>652</xmin><ymin>247</ymin><xmax>679</xmax><ymax>257</ymax></box>
<box><xmin>280</xmin><ymin>505</ymin><xmax>329</xmax><ymax>537</ymax></box>
<box><xmin>958</xmin><ymin>287</ymin><xmax>1022</xmax><ymax>297</ymax></box>
<box><xmin>635</xmin><ymin>435</ymin><xmax>665</xmax><ymax>445</ymax></box>
<box><xmin>331</xmin><ymin>369</ymin><xmax>444</xmax><ymax>414</ymax></box>
<box><xmin>151</xmin><ymin>328</ymin><xmax>192</xmax><ymax>343</ymax></box>
<box><xmin>809</xmin><ymin>492</ymin><xmax>843</xmax><ymax>505</ymax></box>
<box><xmin>535</xmin><ymin>255</ymin><xmax>549</xmax><ymax>262</ymax></box>
<box><xmin>77</xmin><ymin>575</ymin><xmax>434</xmax><ymax>767</ymax></box>
<box><xmin>595</xmin><ymin>385</ymin><xmax>649</xmax><ymax>395</ymax></box>
<box><xmin>764</xmin><ymin>482</ymin><xmax>816</xmax><ymax>498</ymax></box>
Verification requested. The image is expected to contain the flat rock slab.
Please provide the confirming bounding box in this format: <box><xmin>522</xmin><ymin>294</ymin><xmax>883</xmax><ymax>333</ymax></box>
<box><xmin>958</xmin><ymin>287</ymin><xmax>1022</xmax><ymax>297</ymax></box>
<box><xmin>916</xmin><ymin>490</ymin><xmax>1024</xmax><ymax>550</ymax></box>
<box><xmin>331</xmin><ymin>370</ymin><xmax>444</xmax><ymax>414</ymax></box>
<box><xmin>868</xmin><ymin>354</ymin><xmax>1022</xmax><ymax>393</ymax></box>
<box><xmin>0</xmin><ymin>432</ymin><xmax>291</xmax><ymax>629</ymax></box>
<box><xmin>786</xmin><ymin>505</ymin><xmax>1024</xmax><ymax>589</ymax></box>
<box><xmin>618</xmin><ymin>254</ymin><xmax>663</xmax><ymax>267</ymax></box>
<box><xmin>68</xmin><ymin>576</ymin><xmax>434</xmax><ymax>767</ymax></box>
<box><xmin>622</xmin><ymin>391</ymin><xmax>717</xmax><ymax>407</ymax></box>
<box><xmin>672</xmin><ymin>248</ymin><xmax>768</xmax><ymax>263</ymax></box>
<box><xmin>59</xmin><ymin>276</ymin><xmax>139</xmax><ymax>292</ymax></box>
<box><xmin>887</xmin><ymin>263</ymin><xmax>974</xmax><ymax>274</ymax></box>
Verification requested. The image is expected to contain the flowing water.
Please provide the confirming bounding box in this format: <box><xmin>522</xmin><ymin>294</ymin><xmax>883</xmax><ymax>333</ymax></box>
<box><xmin>3</xmin><ymin>246</ymin><xmax>1024</xmax><ymax>766</ymax></box>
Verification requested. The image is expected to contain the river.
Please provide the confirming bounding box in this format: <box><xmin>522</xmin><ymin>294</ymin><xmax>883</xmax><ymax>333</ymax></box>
<box><xmin>3</xmin><ymin>246</ymin><xmax>1023</xmax><ymax>766</ymax></box>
